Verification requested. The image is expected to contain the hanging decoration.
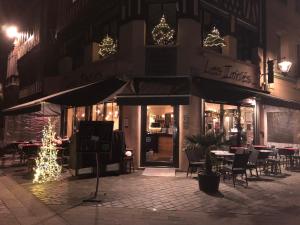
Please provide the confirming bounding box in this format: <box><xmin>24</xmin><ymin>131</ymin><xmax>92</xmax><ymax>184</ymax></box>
<box><xmin>152</xmin><ymin>14</ymin><xmax>175</xmax><ymax>46</ymax></box>
<box><xmin>33</xmin><ymin>119</ymin><xmax>61</xmax><ymax>184</ymax></box>
<box><xmin>203</xmin><ymin>26</ymin><xmax>226</xmax><ymax>47</ymax></box>
<box><xmin>98</xmin><ymin>35</ymin><xmax>117</xmax><ymax>58</ymax></box>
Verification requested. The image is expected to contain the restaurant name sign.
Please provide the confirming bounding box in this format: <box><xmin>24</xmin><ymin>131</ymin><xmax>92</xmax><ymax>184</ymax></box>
<box><xmin>191</xmin><ymin>51</ymin><xmax>259</xmax><ymax>89</ymax></box>
<box><xmin>204</xmin><ymin>63</ymin><xmax>253</xmax><ymax>85</ymax></box>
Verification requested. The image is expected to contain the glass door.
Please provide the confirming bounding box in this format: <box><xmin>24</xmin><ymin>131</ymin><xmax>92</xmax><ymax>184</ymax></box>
<box><xmin>141</xmin><ymin>105</ymin><xmax>179</xmax><ymax>167</ymax></box>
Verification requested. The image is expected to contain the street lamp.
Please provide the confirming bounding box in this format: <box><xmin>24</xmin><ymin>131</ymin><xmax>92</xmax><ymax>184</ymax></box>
<box><xmin>267</xmin><ymin>58</ymin><xmax>292</xmax><ymax>83</ymax></box>
<box><xmin>2</xmin><ymin>25</ymin><xmax>19</xmax><ymax>39</ymax></box>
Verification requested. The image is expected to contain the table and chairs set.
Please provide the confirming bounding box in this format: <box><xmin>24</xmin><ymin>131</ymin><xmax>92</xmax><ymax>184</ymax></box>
<box><xmin>0</xmin><ymin>140</ymin><xmax>70</xmax><ymax>172</ymax></box>
<box><xmin>186</xmin><ymin>145</ymin><xmax>300</xmax><ymax>187</ymax></box>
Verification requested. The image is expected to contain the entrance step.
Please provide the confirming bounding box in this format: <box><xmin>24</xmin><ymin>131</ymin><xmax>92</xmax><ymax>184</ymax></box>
<box><xmin>142</xmin><ymin>167</ymin><xmax>176</xmax><ymax>177</ymax></box>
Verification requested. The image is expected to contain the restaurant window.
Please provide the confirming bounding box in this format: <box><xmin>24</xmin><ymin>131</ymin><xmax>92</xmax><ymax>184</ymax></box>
<box><xmin>146</xmin><ymin>1</ymin><xmax>177</xmax><ymax>45</ymax></box>
<box><xmin>106</xmin><ymin>102</ymin><xmax>119</xmax><ymax>130</ymax></box>
<box><xmin>223</xmin><ymin>105</ymin><xmax>239</xmax><ymax>143</ymax></box>
<box><xmin>240</xmin><ymin>107</ymin><xmax>254</xmax><ymax>145</ymax></box>
<box><xmin>92</xmin><ymin>102</ymin><xmax>119</xmax><ymax>130</ymax></box>
<box><xmin>205</xmin><ymin>102</ymin><xmax>221</xmax><ymax>134</ymax></box>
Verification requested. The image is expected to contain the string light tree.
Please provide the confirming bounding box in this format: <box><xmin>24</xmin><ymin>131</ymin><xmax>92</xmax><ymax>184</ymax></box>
<box><xmin>33</xmin><ymin>119</ymin><xmax>62</xmax><ymax>184</ymax></box>
<box><xmin>203</xmin><ymin>26</ymin><xmax>226</xmax><ymax>52</ymax></box>
<box><xmin>152</xmin><ymin>14</ymin><xmax>175</xmax><ymax>46</ymax></box>
<box><xmin>98</xmin><ymin>34</ymin><xmax>117</xmax><ymax>58</ymax></box>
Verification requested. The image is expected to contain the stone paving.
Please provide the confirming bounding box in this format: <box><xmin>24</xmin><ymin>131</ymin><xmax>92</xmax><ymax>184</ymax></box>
<box><xmin>2</xmin><ymin>165</ymin><xmax>300</xmax><ymax>225</ymax></box>
<box><xmin>5</xmin><ymin>167</ymin><xmax>300</xmax><ymax>218</ymax></box>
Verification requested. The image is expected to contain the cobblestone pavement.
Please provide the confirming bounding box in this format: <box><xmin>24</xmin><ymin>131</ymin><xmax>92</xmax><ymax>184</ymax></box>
<box><xmin>5</xmin><ymin>167</ymin><xmax>300</xmax><ymax>219</ymax></box>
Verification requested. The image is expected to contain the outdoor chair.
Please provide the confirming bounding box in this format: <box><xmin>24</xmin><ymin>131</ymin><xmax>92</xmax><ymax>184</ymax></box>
<box><xmin>265</xmin><ymin>148</ymin><xmax>281</xmax><ymax>175</ymax></box>
<box><xmin>185</xmin><ymin>146</ymin><xmax>205</xmax><ymax>177</ymax></box>
<box><xmin>222</xmin><ymin>153</ymin><xmax>249</xmax><ymax>187</ymax></box>
<box><xmin>278</xmin><ymin>148</ymin><xmax>294</xmax><ymax>168</ymax></box>
<box><xmin>247</xmin><ymin>149</ymin><xmax>259</xmax><ymax>177</ymax></box>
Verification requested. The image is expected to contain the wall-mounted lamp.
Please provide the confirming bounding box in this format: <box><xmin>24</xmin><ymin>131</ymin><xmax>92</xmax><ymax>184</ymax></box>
<box><xmin>267</xmin><ymin>58</ymin><xmax>292</xmax><ymax>83</ymax></box>
<box><xmin>278</xmin><ymin>59</ymin><xmax>292</xmax><ymax>73</ymax></box>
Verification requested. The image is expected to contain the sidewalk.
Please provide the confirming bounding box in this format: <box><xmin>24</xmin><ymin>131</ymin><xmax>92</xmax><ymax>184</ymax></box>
<box><xmin>1</xmin><ymin>168</ymin><xmax>300</xmax><ymax>225</ymax></box>
<box><xmin>0</xmin><ymin>174</ymin><xmax>67</xmax><ymax>225</ymax></box>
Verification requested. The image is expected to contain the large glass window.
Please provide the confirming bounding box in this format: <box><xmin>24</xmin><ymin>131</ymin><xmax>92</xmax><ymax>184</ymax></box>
<box><xmin>204</xmin><ymin>101</ymin><xmax>255</xmax><ymax>146</ymax></box>
<box><xmin>240</xmin><ymin>107</ymin><xmax>254</xmax><ymax>145</ymax></box>
<box><xmin>223</xmin><ymin>105</ymin><xmax>238</xmax><ymax>142</ymax></box>
<box><xmin>205</xmin><ymin>102</ymin><xmax>221</xmax><ymax>134</ymax></box>
<box><xmin>92</xmin><ymin>102</ymin><xmax>119</xmax><ymax>130</ymax></box>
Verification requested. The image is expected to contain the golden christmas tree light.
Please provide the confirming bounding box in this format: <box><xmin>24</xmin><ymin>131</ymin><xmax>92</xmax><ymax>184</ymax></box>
<box><xmin>98</xmin><ymin>35</ymin><xmax>117</xmax><ymax>58</ymax></box>
<box><xmin>203</xmin><ymin>26</ymin><xmax>226</xmax><ymax>47</ymax></box>
<box><xmin>152</xmin><ymin>14</ymin><xmax>175</xmax><ymax>46</ymax></box>
<box><xmin>33</xmin><ymin>119</ymin><xmax>61</xmax><ymax>184</ymax></box>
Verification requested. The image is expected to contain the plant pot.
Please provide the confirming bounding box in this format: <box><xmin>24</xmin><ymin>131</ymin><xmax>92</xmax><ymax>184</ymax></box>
<box><xmin>198</xmin><ymin>172</ymin><xmax>220</xmax><ymax>193</ymax></box>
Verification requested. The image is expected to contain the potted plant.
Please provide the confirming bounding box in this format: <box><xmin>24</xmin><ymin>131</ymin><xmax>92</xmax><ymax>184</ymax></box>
<box><xmin>185</xmin><ymin>131</ymin><xmax>224</xmax><ymax>193</ymax></box>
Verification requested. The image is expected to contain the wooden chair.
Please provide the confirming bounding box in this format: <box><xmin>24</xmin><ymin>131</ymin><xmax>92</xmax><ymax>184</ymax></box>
<box><xmin>185</xmin><ymin>146</ymin><xmax>205</xmax><ymax>177</ymax></box>
<box><xmin>222</xmin><ymin>153</ymin><xmax>249</xmax><ymax>187</ymax></box>
<box><xmin>247</xmin><ymin>150</ymin><xmax>259</xmax><ymax>177</ymax></box>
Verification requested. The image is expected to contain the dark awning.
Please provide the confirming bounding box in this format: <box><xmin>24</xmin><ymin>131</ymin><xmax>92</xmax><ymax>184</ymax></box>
<box><xmin>116</xmin><ymin>76</ymin><xmax>191</xmax><ymax>105</ymax></box>
<box><xmin>191</xmin><ymin>77</ymin><xmax>269</xmax><ymax>104</ymax></box>
<box><xmin>2</xmin><ymin>78</ymin><xmax>126</xmax><ymax>115</ymax></box>
<box><xmin>46</xmin><ymin>78</ymin><xmax>125</xmax><ymax>106</ymax></box>
<box><xmin>258</xmin><ymin>94</ymin><xmax>300</xmax><ymax>110</ymax></box>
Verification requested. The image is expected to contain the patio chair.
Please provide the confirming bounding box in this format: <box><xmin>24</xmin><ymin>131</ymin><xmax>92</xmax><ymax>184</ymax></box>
<box><xmin>278</xmin><ymin>148</ymin><xmax>294</xmax><ymax>168</ymax></box>
<box><xmin>247</xmin><ymin>149</ymin><xmax>259</xmax><ymax>177</ymax></box>
<box><xmin>185</xmin><ymin>146</ymin><xmax>205</xmax><ymax>177</ymax></box>
<box><xmin>222</xmin><ymin>153</ymin><xmax>249</xmax><ymax>187</ymax></box>
<box><xmin>265</xmin><ymin>148</ymin><xmax>281</xmax><ymax>174</ymax></box>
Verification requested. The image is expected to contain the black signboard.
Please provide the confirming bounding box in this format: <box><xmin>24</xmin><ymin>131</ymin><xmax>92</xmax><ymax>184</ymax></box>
<box><xmin>77</xmin><ymin>121</ymin><xmax>114</xmax><ymax>153</ymax></box>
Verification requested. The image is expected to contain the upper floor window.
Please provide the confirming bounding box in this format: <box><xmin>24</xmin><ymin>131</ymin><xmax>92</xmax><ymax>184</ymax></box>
<box><xmin>92</xmin><ymin>19</ymin><xmax>118</xmax><ymax>43</ymax></box>
<box><xmin>146</xmin><ymin>2</ymin><xmax>177</xmax><ymax>45</ymax></box>
<box><xmin>202</xmin><ymin>10</ymin><xmax>229</xmax><ymax>46</ymax></box>
<box><xmin>236</xmin><ymin>24</ymin><xmax>258</xmax><ymax>63</ymax></box>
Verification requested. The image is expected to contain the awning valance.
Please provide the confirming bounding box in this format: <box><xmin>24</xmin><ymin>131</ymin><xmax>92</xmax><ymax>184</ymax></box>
<box><xmin>258</xmin><ymin>94</ymin><xmax>300</xmax><ymax>110</ymax></box>
<box><xmin>2</xmin><ymin>78</ymin><xmax>126</xmax><ymax>115</ymax></box>
<box><xmin>191</xmin><ymin>77</ymin><xmax>269</xmax><ymax>104</ymax></box>
<box><xmin>116</xmin><ymin>76</ymin><xmax>191</xmax><ymax>105</ymax></box>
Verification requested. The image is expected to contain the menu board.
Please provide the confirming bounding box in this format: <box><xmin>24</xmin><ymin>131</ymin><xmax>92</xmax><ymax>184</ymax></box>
<box><xmin>267</xmin><ymin>112</ymin><xmax>294</xmax><ymax>143</ymax></box>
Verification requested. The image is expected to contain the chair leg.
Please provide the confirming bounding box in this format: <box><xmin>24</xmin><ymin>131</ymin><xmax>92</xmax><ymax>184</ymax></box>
<box><xmin>186</xmin><ymin>166</ymin><xmax>190</xmax><ymax>177</ymax></box>
<box><xmin>255</xmin><ymin>167</ymin><xmax>259</xmax><ymax>177</ymax></box>
<box><xmin>244</xmin><ymin>172</ymin><xmax>248</xmax><ymax>187</ymax></box>
<box><xmin>233</xmin><ymin>174</ymin><xmax>236</xmax><ymax>187</ymax></box>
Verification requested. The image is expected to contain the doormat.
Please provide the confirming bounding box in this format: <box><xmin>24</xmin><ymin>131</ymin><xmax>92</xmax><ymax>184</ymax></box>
<box><xmin>142</xmin><ymin>168</ymin><xmax>176</xmax><ymax>177</ymax></box>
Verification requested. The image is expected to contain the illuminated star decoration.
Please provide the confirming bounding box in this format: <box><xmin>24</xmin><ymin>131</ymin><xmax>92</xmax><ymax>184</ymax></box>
<box><xmin>98</xmin><ymin>35</ymin><xmax>117</xmax><ymax>57</ymax></box>
<box><xmin>33</xmin><ymin>119</ymin><xmax>61</xmax><ymax>184</ymax></box>
<box><xmin>203</xmin><ymin>27</ymin><xmax>226</xmax><ymax>47</ymax></box>
<box><xmin>152</xmin><ymin>14</ymin><xmax>175</xmax><ymax>46</ymax></box>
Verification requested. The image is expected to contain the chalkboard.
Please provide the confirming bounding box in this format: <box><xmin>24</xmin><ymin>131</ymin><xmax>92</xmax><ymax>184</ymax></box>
<box><xmin>267</xmin><ymin>112</ymin><xmax>294</xmax><ymax>143</ymax></box>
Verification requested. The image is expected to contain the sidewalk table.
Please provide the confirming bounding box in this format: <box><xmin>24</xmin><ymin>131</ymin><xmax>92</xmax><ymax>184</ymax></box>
<box><xmin>211</xmin><ymin>150</ymin><xmax>235</xmax><ymax>171</ymax></box>
<box><xmin>229</xmin><ymin>147</ymin><xmax>248</xmax><ymax>154</ymax></box>
<box><xmin>211</xmin><ymin>150</ymin><xmax>235</xmax><ymax>157</ymax></box>
<box><xmin>253</xmin><ymin>145</ymin><xmax>269</xmax><ymax>150</ymax></box>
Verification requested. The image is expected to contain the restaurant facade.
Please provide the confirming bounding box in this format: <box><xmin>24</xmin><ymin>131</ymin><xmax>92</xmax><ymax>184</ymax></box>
<box><xmin>2</xmin><ymin>0</ymin><xmax>300</xmax><ymax>171</ymax></box>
